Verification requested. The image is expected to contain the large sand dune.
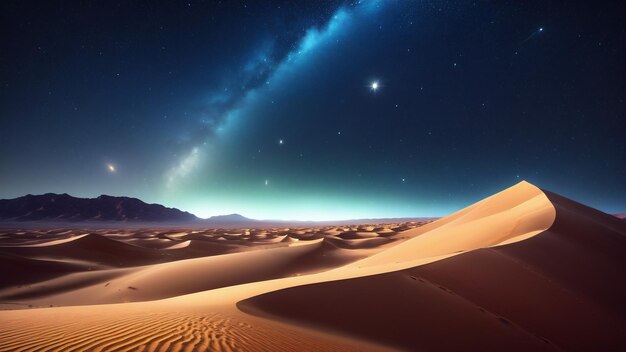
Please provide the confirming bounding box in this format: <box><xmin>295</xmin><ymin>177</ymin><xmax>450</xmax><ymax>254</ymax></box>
<box><xmin>241</xmin><ymin>189</ymin><xmax>626</xmax><ymax>351</ymax></box>
<box><xmin>0</xmin><ymin>181</ymin><xmax>624</xmax><ymax>351</ymax></box>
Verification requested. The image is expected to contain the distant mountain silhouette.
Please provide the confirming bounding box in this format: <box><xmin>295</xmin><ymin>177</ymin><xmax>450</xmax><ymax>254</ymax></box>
<box><xmin>0</xmin><ymin>193</ymin><xmax>435</xmax><ymax>227</ymax></box>
<box><xmin>207</xmin><ymin>214</ymin><xmax>252</xmax><ymax>222</ymax></box>
<box><xmin>0</xmin><ymin>193</ymin><xmax>198</xmax><ymax>222</ymax></box>
<box><xmin>197</xmin><ymin>213</ymin><xmax>262</xmax><ymax>227</ymax></box>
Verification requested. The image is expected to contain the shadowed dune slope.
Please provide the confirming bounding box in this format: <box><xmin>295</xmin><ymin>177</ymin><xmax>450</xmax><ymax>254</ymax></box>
<box><xmin>0</xmin><ymin>253</ymin><xmax>90</xmax><ymax>288</ymax></box>
<box><xmin>240</xmin><ymin>186</ymin><xmax>626</xmax><ymax>351</ymax></box>
<box><xmin>0</xmin><ymin>234</ymin><xmax>171</xmax><ymax>267</ymax></box>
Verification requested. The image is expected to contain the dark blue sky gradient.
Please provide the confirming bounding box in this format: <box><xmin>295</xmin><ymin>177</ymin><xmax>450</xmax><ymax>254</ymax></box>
<box><xmin>1</xmin><ymin>1</ymin><xmax>624</xmax><ymax>219</ymax></box>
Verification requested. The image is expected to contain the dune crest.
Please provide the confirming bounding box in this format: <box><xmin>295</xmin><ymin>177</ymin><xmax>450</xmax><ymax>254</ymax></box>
<box><xmin>343</xmin><ymin>180</ymin><xmax>556</xmax><ymax>270</ymax></box>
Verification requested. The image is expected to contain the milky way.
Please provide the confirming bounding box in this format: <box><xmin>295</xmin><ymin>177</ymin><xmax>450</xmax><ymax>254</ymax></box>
<box><xmin>1</xmin><ymin>1</ymin><xmax>624</xmax><ymax>220</ymax></box>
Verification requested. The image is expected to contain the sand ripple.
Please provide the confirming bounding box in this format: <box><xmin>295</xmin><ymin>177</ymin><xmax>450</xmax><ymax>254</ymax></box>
<box><xmin>0</xmin><ymin>307</ymin><xmax>380</xmax><ymax>352</ymax></box>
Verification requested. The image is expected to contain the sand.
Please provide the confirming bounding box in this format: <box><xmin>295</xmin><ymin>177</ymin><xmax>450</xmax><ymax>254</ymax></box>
<box><xmin>0</xmin><ymin>181</ymin><xmax>624</xmax><ymax>351</ymax></box>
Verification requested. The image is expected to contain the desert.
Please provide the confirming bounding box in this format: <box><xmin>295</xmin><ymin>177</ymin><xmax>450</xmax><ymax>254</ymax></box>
<box><xmin>1</xmin><ymin>1</ymin><xmax>624</xmax><ymax>350</ymax></box>
<box><xmin>1</xmin><ymin>181</ymin><xmax>624</xmax><ymax>351</ymax></box>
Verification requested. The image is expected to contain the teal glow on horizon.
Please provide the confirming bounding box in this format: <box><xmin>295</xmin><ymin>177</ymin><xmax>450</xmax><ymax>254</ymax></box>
<box><xmin>160</xmin><ymin>188</ymin><xmax>451</xmax><ymax>221</ymax></box>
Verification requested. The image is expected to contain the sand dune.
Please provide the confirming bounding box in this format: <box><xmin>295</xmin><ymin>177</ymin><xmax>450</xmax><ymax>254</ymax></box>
<box><xmin>0</xmin><ymin>227</ymin><xmax>399</xmax><ymax>306</ymax></box>
<box><xmin>7</xmin><ymin>234</ymin><xmax>90</xmax><ymax>247</ymax></box>
<box><xmin>0</xmin><ymin>233</ymin><xmax>169</xmax><ymax>267</ymax></box>
<box><xmin>162</xmin><ymin>239</ymin><xmax>191</xmax><ymax>249</ymax></box>
<box><xmin>0</xmin><ymin>181</ymin><xmax>624</xmax><ymax>351</ymax></box>
<box><xmin>0</xmin><ymin>253</ymin><xmax>93</xmax><ymax>289</ymax></box>
<box><xmin>241</xmin><ymin>183</ymin><xmax>626</xmax><ymax>351</ymax></box>
<box><xmin>1</xmin><ymin>224</ymin><xmax>404</xmax><ymax>291</ymax></box>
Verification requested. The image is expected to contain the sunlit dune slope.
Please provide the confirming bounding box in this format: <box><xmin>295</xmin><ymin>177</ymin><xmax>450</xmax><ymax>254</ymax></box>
<box><xmin>343</xmin><ymin>180</ymin><xmax>555</xmax><ymax>268</ymax></box>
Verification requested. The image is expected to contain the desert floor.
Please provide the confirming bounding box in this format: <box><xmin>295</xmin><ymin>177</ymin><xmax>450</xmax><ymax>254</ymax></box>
<box><xmin>1</xmin><ymin>181</ymin><xmax>624</xmax><ymax>351</ymax></box>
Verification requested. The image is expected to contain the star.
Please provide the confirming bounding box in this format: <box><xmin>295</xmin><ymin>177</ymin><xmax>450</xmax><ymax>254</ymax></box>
<box><xmin>521</xmin><ymin>27</ymin><xmax>544</xmax><ymax>45</ymax></box>
<box><xmin>264</xmin><ymin>179</ymin><xmax>269</xmax><ymax>186</ymax></box>
<box><xmin>279</xmin><ymin>139</ymin><xmax>284</xmax><ymax>145</ymax></box>
<box><xmin>106</xmin><ymin>163</ymin><xmax>116</xmax><ymax>173</ymax></box>
<box><xmin>370</xmin><ymin>81</ymin><xmax>379</xmax><ymax>91</ymax></box>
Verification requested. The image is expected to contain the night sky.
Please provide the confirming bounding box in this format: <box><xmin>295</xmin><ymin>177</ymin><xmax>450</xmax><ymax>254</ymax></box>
<box><xmin>1</xmin><ymin>1</ymin><xmax>624</xmax><ymax>220</ymax></box>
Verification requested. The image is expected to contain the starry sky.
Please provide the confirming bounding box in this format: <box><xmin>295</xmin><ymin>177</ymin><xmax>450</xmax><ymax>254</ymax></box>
<box><xmin>1</xmin><ymin>1</ymin><xmax>624</xmax><ymax>220</ymax></box>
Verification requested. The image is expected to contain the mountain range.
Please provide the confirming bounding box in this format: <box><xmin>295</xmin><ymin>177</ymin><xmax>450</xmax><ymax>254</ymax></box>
<box><xmin>0</xmin><ymin>193</ymin><xmax>433</xmax><ymax>227</ymax></box>
<box><xmin>0</xmin><ymin>193</ymin><xmax>197</xmax><ymax>223</ymax></box>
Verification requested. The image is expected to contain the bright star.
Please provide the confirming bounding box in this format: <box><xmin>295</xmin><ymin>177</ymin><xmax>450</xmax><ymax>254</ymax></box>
<box><xmin>539</xmin><ymin>27</ymin><xmax>544</xmax><ymax>32</ymax></box>
<box><xmin>265</xmin><ymin>179</ymin><xmax>269</xmax><ymax>186</ymax></box>
<box><xmin>370</xmin><ymin>81</ymin><xmax>379</xmax><ymax>91</ymax></box>
<box><xmin>279</xmin><ymin>139</ymin><xmax>284</xmax><ymax>145</ymax></box>
<box><xmin>106</xmin><ymin>163</ymin><xmax>116</xmax><ymax>173</ymax></box>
